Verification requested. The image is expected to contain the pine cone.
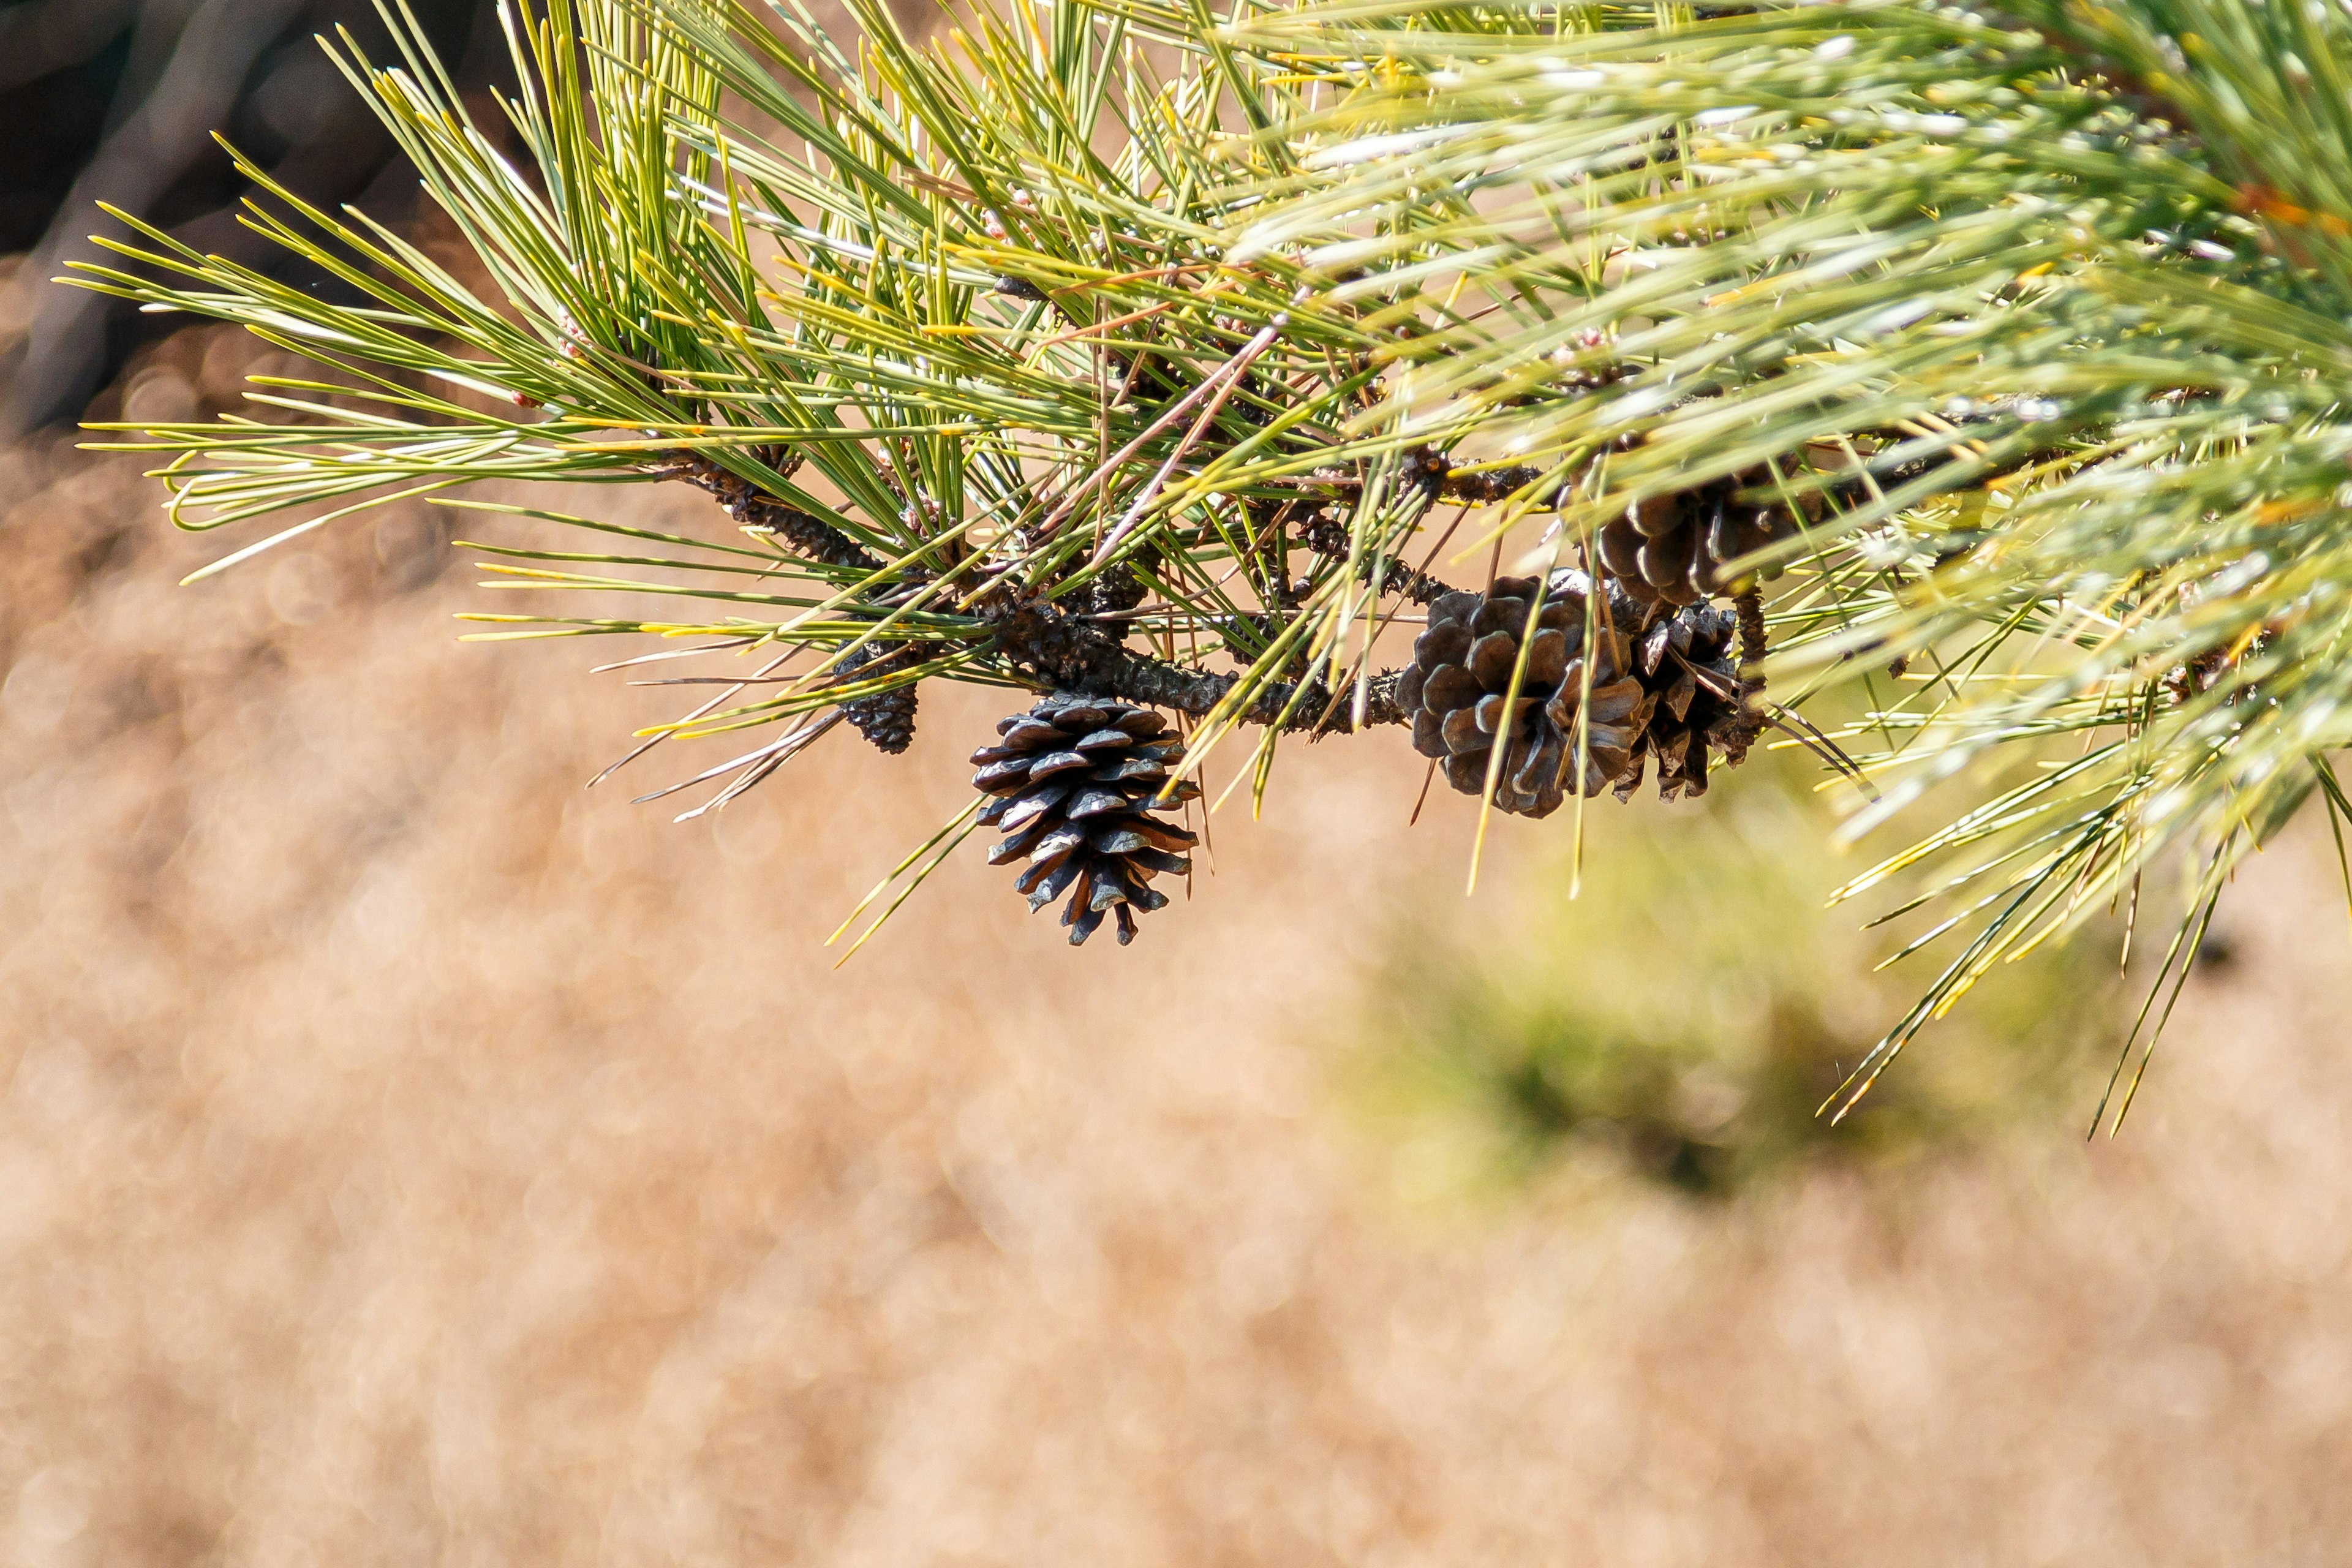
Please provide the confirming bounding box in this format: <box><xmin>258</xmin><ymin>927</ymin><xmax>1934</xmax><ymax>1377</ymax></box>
<box><xmin>971</xmin><ymin>694</ymin><xmax>1200</xmax><ymax>946</ymax></box>
<box><xmin>2162</xmin><ymin>626</ymin><xmax>2277</xmax><ymax>709</ymax></box>
<box><xmin>837</xmin><ymin>644</ymin><xmax>918</xmax><ymax>755</ymax></box>
<box><xmin>1087</xmin><ymin>557</ymin><xmax>1152</xmax><ymax>617</ymax></box>
<box><xmin>1618</xmin><ymin>601</ymin><xmax>1743</xmax><ymax>801</ymax></box>
<box><xmin>1595</xmin><ymin>466</ymin><xmax>1798</xmax><ymax>606</ymax></box>
<box><xmin>1395</xmin><ymin>574</ymin><xmax>1656</xmax><ymax>817</ymax></box>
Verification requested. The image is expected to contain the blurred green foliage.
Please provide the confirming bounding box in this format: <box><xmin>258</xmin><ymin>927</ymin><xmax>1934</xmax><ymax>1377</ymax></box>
<box><xmin>1354</xmin><ymin>761</ymin><xmax>2125</xmax><ymax>1204</ymax></box>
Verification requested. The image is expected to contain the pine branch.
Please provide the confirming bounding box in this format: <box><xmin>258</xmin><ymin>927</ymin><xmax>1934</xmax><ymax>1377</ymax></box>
<box><xmin>649</xmin><ymin>452</ymin><xmax>883</xmax><ymax>572</ymax></box>
<box><xmin>982</xmin><ymin>591</ymin><xmax>1404</xmax><ymax>730</ymax></box>
<box><xmin>1298</xmin><ymin>511</ymin><xmax>1455</xmax><ymax>605</ymax></box>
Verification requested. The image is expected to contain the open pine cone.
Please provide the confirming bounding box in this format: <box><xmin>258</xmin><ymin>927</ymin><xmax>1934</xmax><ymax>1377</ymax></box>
<box><xmin>1596</xmin><ymin>466</ymin><xmax>1800</xmax><ymax>606</ymax></box>
<box><xmin>971</xmin><ymin>694</ymin><xmax>1200</xmax><ymax>946</ymax></box>
<box><xmin>1396</xmin><ymin>575</ymin><xmax>1657</xmax><ymax>817</ymax></box>
<box><xmin>1620</xmin><ymin>601</ymin><xmax>1743</xmax><ymax>801</ymax></box>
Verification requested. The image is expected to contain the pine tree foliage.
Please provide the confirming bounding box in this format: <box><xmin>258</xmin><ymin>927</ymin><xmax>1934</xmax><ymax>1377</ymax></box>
<box><xmin>61</xmin><ymin>0</ymin><xmax>2352</xmax><ymax>1111</ymax></box>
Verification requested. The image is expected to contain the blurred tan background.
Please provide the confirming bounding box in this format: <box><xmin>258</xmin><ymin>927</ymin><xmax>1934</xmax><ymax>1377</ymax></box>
<box><xmin>7</xmin><ymin>4</ymin><xmax>2352</xmax><ymax>1561</ymax></box>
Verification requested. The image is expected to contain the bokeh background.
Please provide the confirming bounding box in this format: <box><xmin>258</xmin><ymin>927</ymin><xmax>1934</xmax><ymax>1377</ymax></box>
<box><xmin>6</xmin><ymin>4</ymin><xmax>2352</xmax><ymax>1562</ymax></box>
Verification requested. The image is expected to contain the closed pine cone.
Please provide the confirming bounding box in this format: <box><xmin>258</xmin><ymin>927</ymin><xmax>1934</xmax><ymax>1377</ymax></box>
<box><xmin>1619</xmin><ymin>601</ymin><xmax>1744</xmax><ymax>801</ymax></box>
<box><xmin>1395</xmin><ymin>574</ymin><xmax>1656</xmax><ymax>817</ymax></box>
<box><xmin>836</xmin><ymin>643</ymin><xmax>919</xmax><ymax>755</ymax></box>
<box><xmin>971</xmin><ymin>694</ymin><xmax>1200</xmax><ymax>946</ymax></box>
<box><xmin>1087</xmin><ymin>557</ymin><xmax>1151</xmax><ymax>617</ymax></box>
<box><xmin>1596</xmin><ymin>466</ymin><xmax>1798</xmax><ymax>606</ymax></box>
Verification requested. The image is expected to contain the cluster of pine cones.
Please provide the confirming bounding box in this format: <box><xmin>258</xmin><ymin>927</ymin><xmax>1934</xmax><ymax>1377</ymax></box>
<box><xmin>1376</xmin><ymin>445</ymin><xmax>1783</xmax><ymax>821</ymax></box>
<box><xmin>1396</xmin><ymin>573</ymin><xmax>1744</xmax><ymax>816</ymax></box>
<box><xmin>839</xmin><ymin>454</ymin><xmax>1782</xmax><ymax>945</ymax></box>
<box><xmin>937</xmin><ymin>554</ymin><xmax>1760</xmax><ymax>943</ymax></box>
<box><xmin>962</xmin><ymin>564</ymin><xmax>1754</xmax><ymax>944</ymax></box>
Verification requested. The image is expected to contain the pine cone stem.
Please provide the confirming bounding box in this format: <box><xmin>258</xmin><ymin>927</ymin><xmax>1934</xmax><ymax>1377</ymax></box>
<box><xmin>1719</xmin><ymin>587</ymin><xmax>1769</xmax><ymax>766</ymax></box>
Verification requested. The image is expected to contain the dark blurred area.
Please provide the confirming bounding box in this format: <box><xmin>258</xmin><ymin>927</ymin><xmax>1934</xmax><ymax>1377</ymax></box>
<box><xmin>0</xmin><ymin>0</ymin><xmax>500</xmax><ymax>437</ymax></box>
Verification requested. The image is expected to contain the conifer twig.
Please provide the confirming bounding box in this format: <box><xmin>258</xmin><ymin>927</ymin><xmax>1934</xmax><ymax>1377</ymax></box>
<box><xmin>650</xmin><ymin>453</ymin><xmax>882</xmax><ymax>572</ymax></box>
<box><xmin>982</xmin><ymin>592</ymin><xmax>1405</xmax><ymax>730</ymax></box>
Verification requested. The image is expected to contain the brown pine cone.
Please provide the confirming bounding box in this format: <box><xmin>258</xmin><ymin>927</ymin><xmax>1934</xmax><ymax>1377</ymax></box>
<box><xmin>1087</xmin><ymin>556</ymin><xmax>1152</xmax><ymax>617</ymax></box>
<box><xmin>1595</xmin><ymin>466</ymin><xmax>1798</xmax><ymax>606</ymax></box>
<box><xmin>837</xmin><ymin>643</ymin><xmax>919</xmax><ymax>755</ymax></box>
<box><xmin>1395</xmin><ymin>574</ymin><xmax>1656</xmax><ymax>816</ymax></box>
<box><xmin>1619</xmin><ymin>601</ymin><xmax>1743</xmax><ymax>801</ymax></box>
<box><xmin>971</xmin><ymin>694</ymin><xmax>1200</xmax><ymax>946</ymax></box>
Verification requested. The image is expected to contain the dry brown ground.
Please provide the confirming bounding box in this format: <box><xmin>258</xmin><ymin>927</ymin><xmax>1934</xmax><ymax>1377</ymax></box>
<box><xmin>4</xmin><ymin>428</ymin><xmax>2350</xmax><ymax>1568</ymax></box>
